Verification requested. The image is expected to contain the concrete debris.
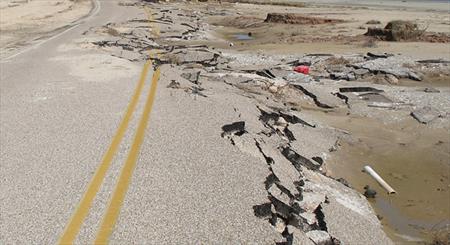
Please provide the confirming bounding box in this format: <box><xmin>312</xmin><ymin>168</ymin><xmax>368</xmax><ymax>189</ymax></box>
<box><xmin>269</xmin><ymin>85</ymin><xmax>278</xmax><ymax>93</ymax></box>
<box><xmin>417</xmin><ymin>59</ymin><xmax>450</xmax><ymax>64</ymax></box>
<box><xmin>339</xmin><ymin>87</ymin><xmax>383</xmax><ymax>93</ymax></box>
<box><xmin>268</xmin><ymin>184</ymin><xmax>292</xmax><ymax>207</ymax></box>
<box><xmin>306</xmin><ymin>230</ymin><xmax>333</xmax><ymax>245</ymax></box>
<box><xmin>423</xmin><ymin>87</ymin><xmax>440</xmax><ymax>93</ymax></box>
<box><xmin>279</xmin><ymin>111</ymin><xmax>316</xmax><ymax>128</ymax></box>
<box><xmin>284</xmin><ymin>72</ymin><xmax>315</xmax><ymax>84</ymax></box>
<box><xmin>384</xmin><ymin>74</ymin><xmax>399</xmax><ymax>84</ymax></box>
<box><xmin>281</xmin><ymin>147</ymin><xmax>322</xmax><ymax>171</ymax></box>
<box><xmin>366</xmin><ymin>52</ymin><xmax>393</xmax><ymax>59</ymax></box>
<box><xmin>353</xmin><ymin>57</ymin><xmax>422</xmax><ymax>81</ymax></box>
<box><xmin>287</xmin><ymin>225</ymin><xmax>316</xmax><ymax>245</ymax></box>
<box><xmin>256</xmin><ymin>69</ymin><xmax>277</xmax><ymax>79</ymax></box>
<box><xmin>181</xmin><ymin>71</ymin><xmax>201</xmax><ymax>84</ymax></box>
<box><xmin>273</xmin><ymin>215</ymin><xmax>287</xmax><ymax>233</ymax></box>
<box><xmin>299</xmin><ymin>212</ymin><xmax>319</xmax><ymax>228</ymax></box>
<box><xmin>296</xmin><ymin>192</ymin><xmax>326</xmax><ymax>213</ymax></box>
<box><xmin>330</xmin><ymin>71</ymin><xmax>356</xmax><ymax>81</ymax></box>
<box><xmin>321</xmin><ymin>198</ymin><xmax>394</xmax><ymax>244</ymax></box>
<box><xmin>276</xmin><ymin>117</ymin><xmax>288</xmax><ymax>127</ymax></box>
<box><xmin>167</xmin><ymin>80</ymin><xmax>180</xmax><ymax>88</ymax></box>
<box><xmin>291</xmin><ymin>84</ymin><xmax>341</xmax><ymax>109</ymax></box>
<box><xmin>353</xmin><ymin>68</ymin><xmax>370</xmax><ymax>76</ymax></box>
<box><xmin>411</xmin><ymin>106</ymin><xmax>441</xmax><ymax>124</ymax></box>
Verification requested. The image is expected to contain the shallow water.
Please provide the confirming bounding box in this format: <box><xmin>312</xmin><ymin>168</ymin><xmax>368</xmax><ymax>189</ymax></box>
<box><xmin>310</xmin><ymin>111</ymin><xmax>450</xmax><ymax>243</ymax></box>
<box><xmin>234</xmin><ymin>33</ymin><xmax>254</xmax><ymax>40</ymax></box>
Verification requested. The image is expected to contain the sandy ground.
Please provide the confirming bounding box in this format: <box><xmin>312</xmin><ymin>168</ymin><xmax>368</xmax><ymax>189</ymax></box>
<box><xmin>0</xmin><ymin>0</ymin><xmax>92</xmax><ymax>58</ymax></box>
<box><xmin>206</xmin><ymin>1</ymin><xmax>450</xmax><ymax>59</ymax></box>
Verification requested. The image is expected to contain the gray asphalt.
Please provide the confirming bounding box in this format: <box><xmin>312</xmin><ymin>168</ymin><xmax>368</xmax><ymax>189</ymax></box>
<box><xmin>0</xmin><ymin>1</ymin><xmax>279</xmax><ymax>244</ymax></box>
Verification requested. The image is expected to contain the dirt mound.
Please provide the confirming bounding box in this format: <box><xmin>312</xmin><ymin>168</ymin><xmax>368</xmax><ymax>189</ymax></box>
<box><xmin>365</xmin><ymin>20</ymin><xmax>450</xmax><ymax>43</ymax></box>
<box><xmin>264</xmin><ymin>13</ymin><xmax>344</xmax><ymax>25</ymax></box>
<box><xmin>365</xmin><ymin>20</ymin><xmax>424</xmax><ymax>41</ymax></box>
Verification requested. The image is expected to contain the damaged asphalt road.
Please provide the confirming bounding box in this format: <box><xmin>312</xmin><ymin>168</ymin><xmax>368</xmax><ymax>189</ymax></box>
<box><xmin>1</xmin><ymin>0</ymin><xmax>449</xmax><ymax>244</ymax></box>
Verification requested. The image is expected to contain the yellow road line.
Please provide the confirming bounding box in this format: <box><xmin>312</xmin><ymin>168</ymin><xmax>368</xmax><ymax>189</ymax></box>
<box><xmin>93</xmin><ymin>8</ymin><xmax>161</xmax><ymax>244</ymax></box>
<box><xmin>94</xmin><ymin>67</ymin><xmax>161</xmax><ymax>244</ymax></box>
<box><xmin>60</xmin><ymin>6</ymin><xmax>159</xmax><ymax>244</ymax></box>
<box><xmin>58</xmin><ymin>60</ymin><xmax>152</xmax><ymax>245</ymax></box>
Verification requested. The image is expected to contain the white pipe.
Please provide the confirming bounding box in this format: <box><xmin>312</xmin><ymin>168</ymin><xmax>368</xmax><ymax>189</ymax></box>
<box><xmin>363</xmin><ymin>165</ymin><xmax>396</xmax><ymax>194</ymax></box>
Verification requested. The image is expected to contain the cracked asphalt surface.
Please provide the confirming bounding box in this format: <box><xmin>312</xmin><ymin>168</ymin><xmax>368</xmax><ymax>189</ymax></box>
<box><xmin>0</xmin><ymin>1</ymin><xmax>280</xmax><ymax>243</ymax></box>
<box><xmin>4</xmin><ymin>0</ymin><xmax>443</xmax><ymax>244</ymax></box>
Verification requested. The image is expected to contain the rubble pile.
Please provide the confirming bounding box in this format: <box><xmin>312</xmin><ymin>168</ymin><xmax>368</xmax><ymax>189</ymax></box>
<box><xmin>365</xmin><ymin>20</ymin><xmax>450</xmax><ymax>43</ymax></box>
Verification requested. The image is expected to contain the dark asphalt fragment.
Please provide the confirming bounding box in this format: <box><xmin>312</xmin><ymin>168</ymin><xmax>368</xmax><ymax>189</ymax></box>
<box><xmin>281</xmin><ymin>147</ymin><xmax>321</xmax><ymax>171</ymax></box>
<box><xmin>339</xmin><ymin>87</ymin><xmax>384</xmax><ymax>93</ymax></box>
<box><xmin>221</xmin><ymin>121</ymin><xmax>246</xmax><ymax>137</ymax></box>
<box><xmin>167</xmin><ymin>80</ymin><xmax>180</xmax><ymax>88</ymax></box>
<box><xmin>253</xmin><ymin>203</ymin><xmax>273</xmax><ymax>218</ymax></box>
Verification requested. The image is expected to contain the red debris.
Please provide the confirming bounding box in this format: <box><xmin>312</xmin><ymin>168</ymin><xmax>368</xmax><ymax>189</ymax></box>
<box><xmin>294</xmin><ymin>65</ymin><xmax>310</xmax><ymax>74</ymax></box>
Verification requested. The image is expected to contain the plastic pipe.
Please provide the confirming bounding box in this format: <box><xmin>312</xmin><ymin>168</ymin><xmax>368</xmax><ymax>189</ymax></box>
<box><xmin>363</xmin><ymin>165</ymin><xmax>396</xmax><ymax>194</ymax></box>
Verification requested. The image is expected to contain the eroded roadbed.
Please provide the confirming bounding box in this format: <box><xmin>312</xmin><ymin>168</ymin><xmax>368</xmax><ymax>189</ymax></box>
<box><xmin>63</xmin><ymin>0</ymin><xmax>449</xmax><ymax>244</ymax></box>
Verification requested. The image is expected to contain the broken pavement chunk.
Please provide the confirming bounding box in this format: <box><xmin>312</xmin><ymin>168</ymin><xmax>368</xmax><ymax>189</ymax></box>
<box><xmin>287</xmin><ymin>225</ymin><xmax>316</xmax><ymax>245</ymax></box>
<box><xmin>295</xmin><ymin>192</ymin><xmax>326</xmax><ymax>213</ymax></box>
<box><xmin>268</xmin><ymin>86</ymin><xmax>278</xmax><ymax>93</ymax></box>
<box><xmin>167</xmin><ymin>80</ymin><xmax>180</xmax><ymax>89</ymax></box>
<box><xmin>284</xmin><ymin>72</ymin><xmax>314</xmax><ymax>84</ymax></box>
<box><xmin>353</xmin><ymin>57</ymin><xmax>422</xmax><ymax>81</ymax></box>
<box><xmin>384</xmin><ymin>74</ymin><xmax>399</xmax><ymax>84</ymax></box>
<box><xmin>281</xmin><ymin>147</ymin><xmax>321</xmax><ymax>171</ymax></box>
<box><xmin>339</xmin><ymin>87</ymin><xmax>383</xmax><ymax>93</ymax></box>
<box><xmin>256</xmin><ymin>69</ymin><xmax>276</xmax><ymax>79</ymax></box>
<box><xmin>411</xmin><ymin>106</ymin><xmax>440</xmax><ymax>124</ymax></box>
<box><xmin>279</xmin><ymin>111</ymin><xmax>316</xmax><ymax>128</ymax></box>
<box><xmin>330</xmin><ymin>72</ymin><xmax>356</xmax><ymax>81</ymax></box>
<box><xmin>353</xmin><ymin>68</ymin><xmax>369</xmax><ymax>76</ymax></box>
<box><xmin>306</xmin><ymin>230</ymin><xmax>333</xmax><ymax>245</ymax></box>
<box><xmin>253</xmin><ymin>203</ymin><xmax>272</xmax><ymax>218</ymax></box>
<box><xmin>423</xmin><ymin>87</ymin><xmax>440</xmax><ymax>93</ymax></box>
<box><xmin>291</xmin><ymin>84</ymin><xmax>340</xmax><ymax>109</ymax></box>
<box><xmin>272</xmin><ymin>214</ymin><xmax>287</xmax><ymax>233</ymax></box>
<box><xmin>181</xmin><ymin>71</ymin><xmax>201</xmax><ymax>84</ymax></box>
<box><xmin>366</xmin><ymin>52</ymin><xmax>393</xmax><ymax>59</ymax></box>
<box><xmin>268</xmin><ymin>184</ymin><xmax>292</xmax><ymax>207</ymax></box>
<box><xmin>299</xmin><ymin>212</ymin><xmax>318</xmax><ymax>229</ymax></box>
<box><xmin>221</xmin><ymin>121</ymin><xmax>246</xmax><ymax>137</ymax></box>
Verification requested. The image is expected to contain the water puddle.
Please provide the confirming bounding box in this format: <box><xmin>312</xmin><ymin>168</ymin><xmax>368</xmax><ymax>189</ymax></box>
<box><xmin>234</xmin><ymin>33</ymin><xmax>254</xmax><ymax>41</ymax></box>
<box><xmin>307</xmin><ymin>111</ymin><xmax>450</xmax><ymax>244</ymax></box>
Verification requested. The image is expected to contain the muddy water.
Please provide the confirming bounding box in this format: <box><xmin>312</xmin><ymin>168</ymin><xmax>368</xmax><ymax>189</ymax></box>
<box><xmin>310</xmin><ymin>111</ymin><xmax>450</xmax><ymax>244</ymax></box>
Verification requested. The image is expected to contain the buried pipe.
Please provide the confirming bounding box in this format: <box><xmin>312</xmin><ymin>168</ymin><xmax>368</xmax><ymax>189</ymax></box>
<box><xmin>363</xmin><ymin>165</ymin><xmax>396</xmax><ymax>194</ymax></box>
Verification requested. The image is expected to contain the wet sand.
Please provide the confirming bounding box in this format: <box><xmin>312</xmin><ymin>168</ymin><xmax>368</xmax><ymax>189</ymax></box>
<box><xmin>316</xmin><ymin>111</ymin><xmax>449</xmax><ymax>243</ymax></box>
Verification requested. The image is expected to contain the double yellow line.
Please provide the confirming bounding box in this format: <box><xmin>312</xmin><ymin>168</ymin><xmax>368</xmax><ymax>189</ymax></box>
<box><xmin>59</xmin><ymin>7</ymin><xmax>160</xmax><ymax>245</ymax></box>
